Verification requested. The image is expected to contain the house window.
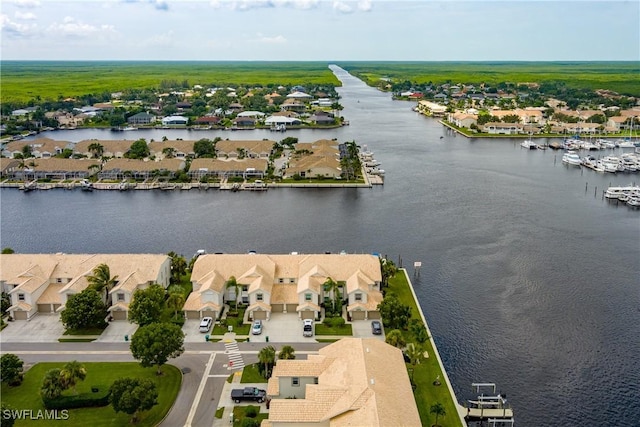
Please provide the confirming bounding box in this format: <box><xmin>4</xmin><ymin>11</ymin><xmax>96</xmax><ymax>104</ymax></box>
<box><xmin>278</xmin><ymin>278</ymin><xmax>284</xmax><ymax>283</ymax></box>
<box><xmin>305</xmin><ymin>293</ymin><xmax>312</xmax><ymax>302</ymax></box>
<box><xmin>289</xmin><ymin>278</ymin><xmax>295</xmax><ymax>283</ymax></box>
<box><xmin>257</xmin><ymin>293</ymin><xmax>263</xmax><ymax>301</ymax></box>
<box><xmin>242</xmin><ymin>285</ymin><xmax>248</xmax><ymax>292</ymax></box>
<box><xmin>355</xmin><ymin>293</ymin><xmax>362</xmax><ymax>301</ymax></box>
<box><xmin>117</xmin><ymin>293</ymin><xmax>125</xmax><ymax>302</ymax></box>
<box><xmin>56</xmin><ymin>278</ymin><xmax>63</xmax><ymax>283</ymax></box>
<box><xmin>18</xmin><ymin>293</ymin><xmax>25</xmax><ymax>301</ymax></box>
<box><xmin>292</xmin><ymin>377</ymin><xmax>300</xmax><ymax>387</ymax></box>
<box><xmin>314</xmin><ymin>377</ymin><xmax>319</xmax><ymax>384</ymax></box>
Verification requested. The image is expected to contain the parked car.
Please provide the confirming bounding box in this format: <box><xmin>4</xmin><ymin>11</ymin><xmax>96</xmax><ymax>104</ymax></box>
<box><xmin>371</xmin><ymin>320</ymin><xmax>382</xmax><ymax>335</ymax></box>
<box><xmin>199</xmin><ymin>317</ymin><xmax>213</xmax><ymax>333</ymax></box>
<box><xmin>230</xmin><ymin>386</ymin><xmax>267</xmax><ymax>404</ymax></box>
<box><xmin>303</xmin><ymin>319</ymin><xmax>314</xmax><ymax>337</ymax></box>
<box><xmin>251</xmin><ymin>320</ymin><xmax>263</xmax><ymax>335</ymax></box>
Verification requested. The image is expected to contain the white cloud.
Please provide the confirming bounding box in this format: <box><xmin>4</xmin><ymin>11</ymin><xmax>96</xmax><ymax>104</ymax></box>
<box><xmin>210</xmin><ymin>0</ymin><xmax>319</xmax><ymax>11</ymax></box>
<box><xmin>15</xmin><ymin>11</ymin><xmax>37</xmax><ymax>20</ymax></box>
<box><xmin>1</xmin><ymin>13</ymin><xmax>37</xmax><ymax>37</ymax></box>
<box><xmin>122</xmin><ymin>0</ymin><xmax>169</xmax><ymax>11</ymax></box>
<box><xmin>253</xmin><ymin>33</ymin><xmax>287</xmax><ymax>43</ymax></box>
<box><xmin>357</xmin><ymin>0</ymin><xmax>372</xmax><ymax>12</ymax></box>
<box><xmin>332</xmin><ymin>1</ymin><xmax>352</xmax><ymax>13</ymax></box>
<box><xmin>48</xmin><ymin>16</ymin><xmax>116</xmax><ymax>37</ymax></box>
<box><xmin>8</xmin><ymin>0</ymin><xmax>41</xmax><ymax>8</ymax></box>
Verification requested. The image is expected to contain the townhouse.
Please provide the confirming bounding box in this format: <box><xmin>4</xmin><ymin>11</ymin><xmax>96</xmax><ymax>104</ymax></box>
<box><xmin>266</xmin><ymin>338</ymin><xmax>421</xmax><ymax>426</ymax></box>
<box><xmin>98</xmin><ymin>158</ymin><xmax>186</xmax><ymax>180</ymax></box>
<box><xmin>0</xmin><ymin>254</ymin><xmax>170</xmax><ymax>321</ymax></box>
<box><xmin>184</xmin><ymin>253</ymin><xmax>383</xmax><ymax>322</ymax></box>
<box><xmin>189</xmin><ymin>158</ymin><xmax>268</xmax><ymax>180</ymax></box>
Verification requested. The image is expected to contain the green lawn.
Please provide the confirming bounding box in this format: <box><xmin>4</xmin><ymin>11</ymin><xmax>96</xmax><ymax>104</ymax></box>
<box><xmin>314</xmin><ymin>323</ymin><xmax>353</xmax><ymax>336</ymax></box>
<box><xmin>240</xmin><ymin>364</ymin><xmax>267</xmax><ymax>384</ymax></box>
<box><xmin>0</xmin><ymin>362</ymin><xmax>181</xmax><ymax>427</ymax></box>
<box><xmin>63</xmin><ymin>327</ymin><xmax>106</xmax><ymax>336</ymax></box>
<box><xmin>386</xmin><ymin>271</ymin><xmax>463</xmax><ymax>427</ymax></box>
<box><xmin>232</xmin><ymin>406</ymin><xmax>269</xmax><ymax>426</ymax></box>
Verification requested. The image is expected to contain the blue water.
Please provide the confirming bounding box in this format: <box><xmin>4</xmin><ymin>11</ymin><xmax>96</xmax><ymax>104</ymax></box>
<box><xmin>2</xmin><ymin>66</ymin><xmax>639</xmax><ymax>426</ymax></box>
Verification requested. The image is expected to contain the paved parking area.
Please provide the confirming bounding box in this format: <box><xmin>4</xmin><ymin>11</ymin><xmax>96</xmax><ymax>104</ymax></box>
<box><xmin>351</xmin><ymin>319</ymin><xmax>385</xmax><ymax>340</ymax></box>
<box><xmin>0</xmin><ymin>313</ymin><xmax>65</xmax><ymax>343</ymax></box>
<box><xmin>95</xmin><ymin>320</ymin><xmax>138</xmax><ymax>343</ymax></box>
<box><xmin>248</xmin><ymin>313</ymin><xmax>317</xmax><ymax>343</ymax></box>
<box><xmin>183</xmin><ymin>319</ymin><xmax>211</xmax><ymax>343</ymax></box>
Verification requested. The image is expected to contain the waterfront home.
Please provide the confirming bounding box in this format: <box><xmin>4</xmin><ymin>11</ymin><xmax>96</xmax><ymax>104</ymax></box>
<box><xmin>148</xmin><ymin>140</ymin><xmax>196</xmax><ymax>160</ymax></box>
<box><xmin>74</xmin><ymin>139</ymin><xmax>134</xmax><ymax>158</ymax></box>
<box><xmin>482</xmin><ymin>122</ymin><xmax>524</xmax><ymax>135</ymax></box>
<box><xmin>417</xmin><ymin>100</ymin><xmax>447</xmax><ymax>116</ymax></box>
<box><xmin>10</xmin><ymin>158</ymin><xmax>100</xmax><ymax>181</ymax></box>
<box><xmin>0</xmin><ymin>254</ymin><xmax>170</xmax><ymax>321</ymax></box>
<box><xmin>185</xmin><ymin>254</ymin><xmax>382</xmax><ymax>322</ymax></box>
<box><xmin>281</xmin><ymin>98</ymin><xmax>307</xmax><ymax>113</ymax></box>
<box><xmin>449</xmin><ymin>112</ymin><xmax>478</xmax><ymax>128</ymax></box>
<box><xmin>286</xmin><ymin>139</ymin><xmax>342</xmax><ymax>179</ymax></box>
<box><xmin>2</xmin><ymin>138</ymin><xmax>72</xmax><ymax>159</ymax></box>
<box><xmin>265</xmin><ymin>116</ymin><xmax>303</xmax><ymax>127</ymax></box>
<box><xmin>232</xmin><ymin>116</ymin><xmax>256</xmax><ymax>128</ymax></box>
<box><xmin>266</xmin><ymin>338</ymin><xmax>421</xmax><ymax>427</ymax></box>
<box><xmin>98</xmin><ymin>158</ymin><xmax>185</xmax><ymax>180</ymax></box>
<box><xmin>194</xmin><ymin>116</ymin><xmax>222</xmax><ymax>126</ymax></box>
<box><xmin>127</xmin><ymin>112</ymin><xmax>156</xmax><ymax>125</ymax></box>
<box><xmin>560</xmin><ymin>122</ymin><xmax>601</xmax><ymax>135</ymax></box>
<box><xmin>606</xmin><ymin>116</ymin><xmax>629</xmax><ymax>132</ymax></box>
<box><xmin>0</xmin><ymin>158</ymin><xmax>21</xmax><ymax>179</ymax></box>
<box><xmin>307</xmin><ymin>111</ymin><xmax>336</xmax><ymax>125</ymax></box>
<box><xmin>161</xmin><ymin>116</ymin><xmax>189</xmax><ymax>126</ymax></box>
<box><xmin>189</xmin><ymin>158</ymin><xmax>268</xmax><ymax>180</ymax></box>
<box><xmin>215</xmin><ymin>140</ymin><xmax>275</xmax><ymax>159</ymax></box>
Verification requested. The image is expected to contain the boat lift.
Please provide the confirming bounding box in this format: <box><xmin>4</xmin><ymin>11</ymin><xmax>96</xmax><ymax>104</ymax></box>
<box><xmin>465</xmin><ymin>383</ymin><xmax>514</xmax><ymax>422</ymax></box>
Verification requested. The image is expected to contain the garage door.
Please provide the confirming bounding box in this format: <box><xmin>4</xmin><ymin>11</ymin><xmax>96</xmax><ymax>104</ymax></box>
<box><xmin>285</xmin><ymin>304</ymin><xmax>297</xmax><ymax>313</ymax></box>
<box><xmin>186</xmin><ymin>311</ymin><xmax>200</xmax><ymax>320</ymax></box>
<box><xmin>53</xmin><ymin>304</ymin><xmax>61</xmax><ymax>312</ymax></box>
<box><xmin>301</xmin><ymin>310</ymin><xmax>315</xmax><ymax>320</ymax></box>
<box><xmin>112</xmin><ymin>310</ymin><xmax>127</xmax><ymax>321</ymax></box>
<box><xmin>253</xmin><ymin>310</ymin><xmax>267</xmax><ymax>320</ymax></box>
<box><xmin>271</xmin><ymin>304</ymin><xmax>284</xmax><ymax>313</ymax></box>
<box><xmin>13</xmin><ymin>311</ymin><xmax>28</xmax><ymax>320</ymax></box>
<box><xmin>202</xmin><ymin>310</ymin><xmax>216</xmax><ymax>319</ymax></box>
<box><xmin>37</xmin><ymin>304</ymin><xmax>53</xmax><ymax>313</ymax></box>
<box><xmin>367</xmin><ymin>311</ymin><xmax>381</xmax><ymax>319</ymax></box>
<box><xmin>351</xmin><ymin>311</ymin><xmax>366</xmax><ymax>321</ymax></box>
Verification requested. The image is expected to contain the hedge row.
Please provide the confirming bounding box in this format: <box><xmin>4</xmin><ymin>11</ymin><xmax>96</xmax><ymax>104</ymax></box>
<box><xmin>43</xmin><ymin>386</ymin><xmax>110</xmax><ymax>410</ymax></box>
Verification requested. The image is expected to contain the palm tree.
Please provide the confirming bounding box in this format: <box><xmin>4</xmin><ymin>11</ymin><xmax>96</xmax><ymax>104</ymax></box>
<box><xmin>278</xmin><ymin>345</ymin><xmax>296</xmax><ymax>360</ymax></box>
<box><xmin>162</xmin><ymin>147</ymin><xmax>176</xmax><ymax>159</ymax></box>
<box><xmin>430</xmin><ymin>402</ymin><xmax>446</xmax><ymax>426</ymax></box>
<box><xmin>385</xmin><ymin>329</ymin><xmax>406</xmax><ymax>349</ymax></box>
<box><xmin>258</xmin><ymin>345</ymin><xmax>276</xmax><ymax>378</ymax></box>
<box><xmin>405</xmin><ymin>343</ymin><xmax>424</xmax><ymax>367</ymax></box>
<box><xmin>322</xmin><ymin>277</ymin><xmax>340</xmax><ymax>315</ymax></box>
<box><xmin>225</xmin><ymin>276</ymin><xmax>240</xmax><ymax>311</ymax></box>
<box><xmin>87</xmin><ymin>263</ymin><xmax>118</xmax><ymax>305</ymax></box>
<box><xmin>380</xmin><ymin>257</ymin><xmax>397</xmax><ymax>289</ymax></box>
<box><xmin>166</xmin><ymin>289</ymin><xmax>185</xmax><ymax>319</ymax></box>
<box><xmin>88</xmin><ymin>142</ymin><xmax>104</xmax><ymax>159</ymax></box>
<box><xmin>40</xmin><ymin>368</ymin><xmax>64</xmax><ymax>399</ymax></box>
<box><xmin>60</xmin><ymin>361</ymin><xmax>87</xmax><ymax>395</ymax></box>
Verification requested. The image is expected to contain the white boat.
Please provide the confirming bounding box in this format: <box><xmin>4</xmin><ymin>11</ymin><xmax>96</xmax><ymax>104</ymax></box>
<box><xmin>604</xmin><ymin>186</ymin><xmax>640</xmax><ymax>199</ymax></box>
<box><xmin>80</xmin><ymin>179</ymin><xmax>94</xmax><ymax>191</ymax></box>
<box><xmin>520</xmin><ymin>138</ymin><xmax>537</xmax><ymax>149</ymax></box>
<box><xmin>616</xmin><ymin>140</ymin><xmax>636</xmax><ymax>149</ymax></box>
<box><xmin>561</xmin><ymin>151</ymin><xmax>581</xmax><ymax>166</ymax></box>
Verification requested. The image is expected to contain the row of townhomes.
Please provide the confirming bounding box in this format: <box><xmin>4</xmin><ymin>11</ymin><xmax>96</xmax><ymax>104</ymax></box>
<box><xmin>0</xmin><ymin>254</ymin><xmax>171</xmax><ymax>321</ymax></box>
<box><xmin>266</xmin><ymin>337</ymin><xmax>422</xmax><ymax>426</ymax></box>
<box><xmin>186</xmin><ymin>253</ymin><xmax>383</xmax><ymax>322</ymax></box>
<box><xmin>416</xmin><ymin>99</ymin><xmax>640</xmax><ymax>135</ymax></box>
<box><xmin>0</xmin><ymin>138</ymin><xmax>344</xmax><ymax>181</ymax></box>
<box><xmin>0</xmin><ymin>253</ymin><xmax>383</xmax><ymax>322</ymax></box>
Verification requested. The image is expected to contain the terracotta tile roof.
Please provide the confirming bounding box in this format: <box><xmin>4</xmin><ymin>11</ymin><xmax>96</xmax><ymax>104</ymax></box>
<box><xmin>30</xmin><ymin>158</ymin><xmax>100</xmax><ymax>172</ymax></box>
<box><xmin>190</xmin><ymin>158</ymin><xmax>268</xmax><ymax>172</ymax></box>
<box><xmin>36</xmin><ymin>283</ymin><xmax>65</xmax><ymax>305</ymax></box>
<box><xmin>101</xmin><ymin>158</ymin><xmax>185</xmax><ymax>173</ymax></box>
<box><xmin>270</xmin><ymin>284</ymin><xmax>298</xmax><ymax>304</ymax></box>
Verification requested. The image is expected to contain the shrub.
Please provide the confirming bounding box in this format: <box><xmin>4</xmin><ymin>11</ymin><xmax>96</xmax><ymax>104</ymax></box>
<box><xmin>322</xmin><ymin>317</ymin><xmax>334</xmax><ymax>327</ymax></box>
<box><xmin>43</xmin><ymin>386</ymin><xmax>110</xmax><ymax>409</ymax></box>
<box><xmin>244</xmin><ymin>405</ymin><xmax>258</xmax><ymax>418</ymax></box>
<box><xmin>332</xmin><ymin>317</ymin><xmax>346</xmax><ymax>328</ymax></box>
<box><xmin>241</xmin><ymin>418</ymin><xmax>260</xmax><ymax>427</ymax></box>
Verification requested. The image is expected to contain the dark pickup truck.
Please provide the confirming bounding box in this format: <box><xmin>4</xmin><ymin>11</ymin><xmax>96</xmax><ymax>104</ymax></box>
<box><xmin>231</xmin><ymin>386</ymin><xmax>267</xmax><ymax>404</ymax></box>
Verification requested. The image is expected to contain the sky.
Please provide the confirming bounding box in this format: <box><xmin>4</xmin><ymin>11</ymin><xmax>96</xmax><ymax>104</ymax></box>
<box><xmin>1</xmin><ymin>0</ymin><xmax>638</xmax><ymax>61</ymax></box>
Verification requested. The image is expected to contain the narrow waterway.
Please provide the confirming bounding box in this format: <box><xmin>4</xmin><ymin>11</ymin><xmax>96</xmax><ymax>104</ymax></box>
<box><xmin>1</xmin><ymin>65</ymin><xmax>639</xmax><ymax>426</ymax></box>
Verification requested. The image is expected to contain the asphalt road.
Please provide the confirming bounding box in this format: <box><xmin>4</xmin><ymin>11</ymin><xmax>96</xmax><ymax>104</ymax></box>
<box><xmin>1</xmin><ymin>341</ymin><xmax>328</xmax><ymax>427</ymax></box>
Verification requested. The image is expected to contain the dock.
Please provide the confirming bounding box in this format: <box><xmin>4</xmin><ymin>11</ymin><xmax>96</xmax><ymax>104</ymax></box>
<box><xmin>462</xmin><ymin>383</ymin><xmax>515</xmax><ymax>425</ymax></box>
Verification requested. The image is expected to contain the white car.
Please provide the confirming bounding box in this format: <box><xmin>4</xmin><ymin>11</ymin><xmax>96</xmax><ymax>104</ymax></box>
<box><xmin>199</xmin><ymin>317</ymin><xmax>212</xmax><ymax>333</ymax></box>
<box><xmin>303</xmin><ymin>319</ymin><xmax>314</xmax><ymax>337</ymax></box>
<box><xmin>251</xmin><ymin>320</ymin><xmax>263</xmax><ymax>335</ymax></box>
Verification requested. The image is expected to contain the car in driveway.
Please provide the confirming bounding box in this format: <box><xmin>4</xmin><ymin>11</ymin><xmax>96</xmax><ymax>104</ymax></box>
<box><xmin>199</xmin><ymin>317</ymin><xmax>213</xmax><ymax>333</ymax></box>
<box><xmin>303</xmin><ymin>319</ymin><xmax>314</xmax><ymax>337</ymax></box>
<box><xmin>251</xmin><ymin>320</ymin><xmax>263</xmax><ymax>335</ymax></box>
<box><xmin>371</xmin><ymin>320</ymin><xmax>382</xmax><ymax>335</ymax></box>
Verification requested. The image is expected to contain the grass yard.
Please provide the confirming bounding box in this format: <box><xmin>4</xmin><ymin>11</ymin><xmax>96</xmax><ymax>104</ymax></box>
<box><xmin>314</xmin><ymin>323</ymin><xmax>353</xmax><ymax>336</ymax></box>
<box><xmin>0</xmin><ymin>362</ymin><xmax>181</xmax><ymax>427</ymax></box>
<box><xmin>240</xmin><ymin>364</ymin><xmax>267</xmax><ymax>384</ymax></box>
<box><xmin>386</xmin><ymin>271</ymin><xmax>463</xmax><ymax>427</ymax></box>
<box><xmin>232</xmin><ymin>406</ymin><xmax>269</xmax><ymax>426</ymax></box>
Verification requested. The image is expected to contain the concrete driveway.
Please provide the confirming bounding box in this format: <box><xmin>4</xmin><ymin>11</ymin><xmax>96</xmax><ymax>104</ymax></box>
<box><xmin>351</xmin><ymin>319</ymin><xmax>385</xmax><ymax>340</ymax></box>
<box><xmin>249</xmin><ymin>313</ymin><xmax>317</xmax><ymax>343</ymax></box>
<box><xmin>95</xmin><ymin>320</ymin><xmax>138</xmax><ymax>343</ymax></box>
<box><xmin>0</xmin><ymin>313</ymin><xmax>65</xmax><ymax>343</ymax></box>
<box><xmin>183</xmin><ymin>319</ymin><xmax>212</xmax><ymax>343</ymax></box>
